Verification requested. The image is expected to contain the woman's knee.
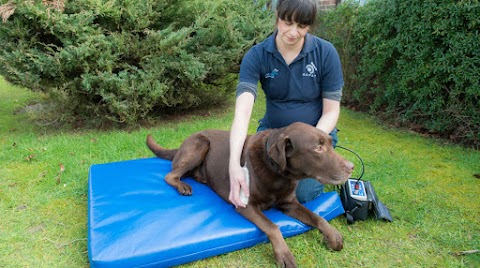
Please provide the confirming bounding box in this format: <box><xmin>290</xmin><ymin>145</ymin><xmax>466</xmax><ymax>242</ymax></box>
<box><xmin>329</xmin><ymin>128</ymin><xmax>338</xmax><ymax>148</ymax></box>
<box><xmin>295</xmin><ymin>178</ymin><xmax>324</xmax><ymax>203</ymax></box>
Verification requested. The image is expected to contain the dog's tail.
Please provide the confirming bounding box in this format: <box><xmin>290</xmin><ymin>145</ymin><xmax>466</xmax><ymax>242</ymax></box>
<box><xmin>146</xmin><ymin>134</ymin><xmax>178</xmax><ymax>160</ymax></box>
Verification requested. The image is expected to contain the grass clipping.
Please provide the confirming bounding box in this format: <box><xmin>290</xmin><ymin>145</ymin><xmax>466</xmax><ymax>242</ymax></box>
<box><xmin>0</xmin><ymin>2</ymin><xmax>15</xmax><ymax>23</ymax></box>
<box><xmin>0</xmin><ymin>0</ymin><xmax>65</xmax><ymax>23</ymax></box>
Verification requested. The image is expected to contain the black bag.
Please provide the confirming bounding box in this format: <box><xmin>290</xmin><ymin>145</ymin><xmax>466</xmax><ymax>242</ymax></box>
<box><xmin>339</xmin><ymin>179</ymin><xmax>393</xmax><ymax>224</ymax></box>
<box><xmin>335</xmin><ymin>146</ymin><xmax>393</xmax><ymax>224</ymax></box>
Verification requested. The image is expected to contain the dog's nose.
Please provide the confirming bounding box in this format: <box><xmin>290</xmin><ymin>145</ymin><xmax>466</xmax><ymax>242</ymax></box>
<box><xmin>346</xmin><ymin>161</ymin><xmax>354</xmax><ymax>172</ymax></box>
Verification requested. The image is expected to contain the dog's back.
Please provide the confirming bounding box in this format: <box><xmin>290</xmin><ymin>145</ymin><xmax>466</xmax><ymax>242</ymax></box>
<box><xmin>146</xmin><ymin>130</ymin><xmax>239</xmax><ymax>200</ymax></box>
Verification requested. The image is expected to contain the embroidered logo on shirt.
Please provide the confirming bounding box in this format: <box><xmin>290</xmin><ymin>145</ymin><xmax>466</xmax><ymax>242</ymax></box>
<box><xmin>303</xmin><ymin>62</ymin><xmax>317</xmax><ymax>78</ymax></box>
<box><xmin>265</xmin><ymin>69</ymin><xmax>279</xmax><ymax>79</ymax></box>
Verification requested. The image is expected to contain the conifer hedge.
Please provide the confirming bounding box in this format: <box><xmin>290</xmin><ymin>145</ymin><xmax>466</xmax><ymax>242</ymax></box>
<box><xmin>319</xmin><ymin>0</ymin><xmax>479</xmax><ymax>147</ymax></box>
<box><xmin>0</xmin><ymin>0</ymin><xmax>272</xmax><ymax>124</ymax></box>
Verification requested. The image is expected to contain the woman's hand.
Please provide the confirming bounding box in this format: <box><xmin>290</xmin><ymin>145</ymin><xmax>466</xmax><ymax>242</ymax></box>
<box><xmin>228</xmin><ymin>164</ymin><xmax>249</xmax><ymax>208</ymax></box>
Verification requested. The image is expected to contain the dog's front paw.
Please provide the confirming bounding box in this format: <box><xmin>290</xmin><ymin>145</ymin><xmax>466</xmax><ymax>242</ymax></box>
<box><xmin>274</xmin><ymin>250</ymin><xmax>297</xmax><ymax>268</ymax></box>
<box><xmin>323</xmin><ymin>228</ymin><xmax>343</xmax><ymax>251</ymax></box>
<box><xmin>176</xmin><ymin>182</ymin><xmax>192</xmax><ymax>196</ymax></box>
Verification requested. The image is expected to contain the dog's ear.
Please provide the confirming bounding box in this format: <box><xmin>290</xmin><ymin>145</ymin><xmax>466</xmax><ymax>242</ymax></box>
<box><xmin>268</xmin><ymin>133</ymin><xmax>292</xmax><ymax>171</ymax></box>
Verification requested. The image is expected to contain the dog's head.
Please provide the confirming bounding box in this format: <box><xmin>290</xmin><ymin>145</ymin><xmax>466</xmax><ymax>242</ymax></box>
<box><xmin>267</xmin><ymin>122</ymin><xmax>354</xmax><ymax>185</ymax></box>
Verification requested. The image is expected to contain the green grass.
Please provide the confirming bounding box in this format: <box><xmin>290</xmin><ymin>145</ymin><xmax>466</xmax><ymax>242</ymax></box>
<box><xmin>0</xmin><ymin>76</ymin><xmax>479</xmax><ymax>267</ymax></box>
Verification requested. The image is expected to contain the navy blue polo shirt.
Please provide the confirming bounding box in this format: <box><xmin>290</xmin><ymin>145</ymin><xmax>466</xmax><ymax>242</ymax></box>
<box><xmin>236</xmin><ymin>32</ymin><xmax>344</xmax><ymax>128</ymax></box>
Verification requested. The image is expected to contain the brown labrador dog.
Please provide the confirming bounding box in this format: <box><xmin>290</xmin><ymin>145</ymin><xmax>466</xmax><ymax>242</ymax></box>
<box><xmin>146</xmin><ymin>122</ymin><xmax>354</xmax><ymax>267</ymax></box>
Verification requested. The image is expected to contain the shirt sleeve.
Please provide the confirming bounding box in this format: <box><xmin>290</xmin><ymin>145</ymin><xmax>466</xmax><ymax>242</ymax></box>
<box><xmin>322</xmin><ymin>88</ymin><xmax>342</xmax><ymax>101</ymax></box>
<box><xmin>320</xmin><ymin>42</ymin><xmax>344</xmax><ymax>101</ymax></box>
<box><xmin>236</xmin><ymin>47</ymin><xmax>261</xmax><ymax>100</ymax></box>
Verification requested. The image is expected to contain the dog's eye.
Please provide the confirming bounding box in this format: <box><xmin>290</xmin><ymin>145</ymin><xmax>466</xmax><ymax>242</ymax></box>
<box><xmin>314</xmin><ymin>145</ymin><xmax>324</xmax><ymax>153</ymax></box>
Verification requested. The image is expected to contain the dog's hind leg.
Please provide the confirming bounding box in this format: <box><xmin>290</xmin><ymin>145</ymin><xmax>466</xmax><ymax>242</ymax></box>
<box><xmin>165</xmin><ymin>134</ymin><xmax>210</xmax><ymax>196</ymax></box>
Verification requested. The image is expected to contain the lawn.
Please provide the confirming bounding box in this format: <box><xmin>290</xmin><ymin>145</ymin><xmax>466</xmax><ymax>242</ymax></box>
<box><xmin>0</xmin><ymin>76</ymin><xmax>479</xmax><ymax>267</ymax></box>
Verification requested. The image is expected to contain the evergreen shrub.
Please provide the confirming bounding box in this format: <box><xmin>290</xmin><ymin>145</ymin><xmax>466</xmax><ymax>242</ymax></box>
<box><xmin>316</xmin><ymin>1</ymin><xmax>360</xmax><ymax>104</ymax></box>
<box><xmin>0</xmin><ymin>0</ymin><xmax>273</xmax><ymax>124</ymax></box>
<box><xmin>318</xmin><ymin>0</ymin><xmax>479</xmax><ymax>147</ymax></box>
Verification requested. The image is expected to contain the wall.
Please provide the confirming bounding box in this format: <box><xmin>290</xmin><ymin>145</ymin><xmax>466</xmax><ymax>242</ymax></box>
<box><xmin>318</xmin><ymin>0</ymin><xmax>340</xmax><ymax>10</ymax></box>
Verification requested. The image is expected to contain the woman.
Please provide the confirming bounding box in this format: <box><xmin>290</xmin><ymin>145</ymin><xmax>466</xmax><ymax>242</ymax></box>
<box><xmin>229</xmin><ymin>0</ymin><xmax>344</xmax><ymax>208</ymax></box>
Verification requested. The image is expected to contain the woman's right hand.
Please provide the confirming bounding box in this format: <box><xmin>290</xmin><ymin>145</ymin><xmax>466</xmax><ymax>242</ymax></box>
<box><xmin>229</xmin><ymin>164</ymin><xmax>249</xmax><ymax>208</ymax></box>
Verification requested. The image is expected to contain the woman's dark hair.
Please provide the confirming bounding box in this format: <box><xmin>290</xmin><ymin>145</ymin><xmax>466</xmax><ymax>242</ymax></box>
<box><xmin>276</xmin><ymin>0</ymin><xmax>318</xmax><ymax>26</ymax></box>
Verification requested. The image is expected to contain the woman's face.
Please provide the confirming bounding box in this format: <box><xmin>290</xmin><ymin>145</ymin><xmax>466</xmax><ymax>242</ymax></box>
<box><xmin>276</xmin><ymin>18</ymin><xmax>310</xmax><ymax>47</ymax></box>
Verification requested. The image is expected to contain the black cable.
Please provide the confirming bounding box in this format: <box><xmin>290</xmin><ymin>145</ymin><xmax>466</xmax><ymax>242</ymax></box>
<box><xmin>335</xmin><ymin>145</ymin><xmax>365</xmax><ymax>182</ymax></box>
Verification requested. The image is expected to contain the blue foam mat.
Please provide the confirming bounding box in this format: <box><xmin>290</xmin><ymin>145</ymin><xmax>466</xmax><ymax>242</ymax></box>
<box><xmin>88</xmin><ymin>157</ymin><xmax>345</xmax><ymax>267</ymax></box>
